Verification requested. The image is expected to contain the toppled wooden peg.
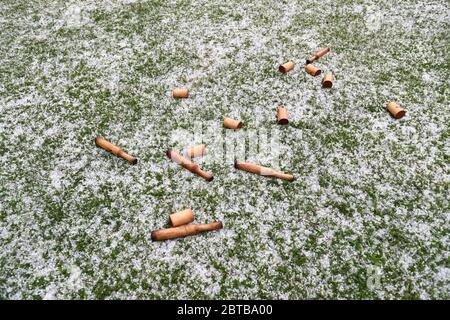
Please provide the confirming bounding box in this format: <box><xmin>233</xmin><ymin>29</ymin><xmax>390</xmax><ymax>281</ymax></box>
<box><xmin>151</xmin><ymin>221</ymin><xmax>223</xmax><ymax>241</ymax></box>
<box><xmin>223</xmin><ymin>117</ymin><xmax>243</xmax><ymax>129</ymax></box>
<box><xmin>322</xmin><ymin>73</ymin><xmax>333</xmax><ymax>88</ymax></box>
<box><xmin>167</xmin><ymin>149</ymin><xmax>213</xmax><ymax>181</ymax></box>
<box><xmin>386</xmin><ymin>102</ymin><xmax>406</xmax><ymax>119</ymax></box>
<box><xmin>172</xmin><ymin>88</ymin><xmax>189</xmax><ymax>98</ymax></box>
<box><xmin>169</xmin><ymin>208</ymin><xmax>195</xmax><ymax>227</ymax></box>
<box><xmin>186</xmin><ymin>144</ymin><xmax>206</xmax><ymax>158</ymax></box>
<box><xmin>306</xmin><ymin>47</ymin><xmax>330</xmax><ymax>64</ymax></box>
<box><xmin>234</xmin><ymin>160</ymin><xmax>295</xmax><ymax>182</ymax></box>
<box><xmin>279</xmin><ymin>61</ymin><xmax>295</xmax><ymax>73</ymax></box>
<box><xmin>306</xmin><ymin>64</ymin><xmax>321</xmax><ymax>77</ymax></box>
<box><xmin>95</xmin><ymin>136</ymin><xmax>137</xmax><ymax>164</ymax></box>
<box><xmin>276</xmin><ymin>108</ymin><xmax>289</xmax><ymax>125</ymax></box>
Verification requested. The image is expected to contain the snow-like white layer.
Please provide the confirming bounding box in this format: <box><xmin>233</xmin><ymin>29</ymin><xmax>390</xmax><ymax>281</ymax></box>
<box><xmin>0</xmin><ymin>0</ymin><xmax>448</xmax><ymax>299</ymax></box>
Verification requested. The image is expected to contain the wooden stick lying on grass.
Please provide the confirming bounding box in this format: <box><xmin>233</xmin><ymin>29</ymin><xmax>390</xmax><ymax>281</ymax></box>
<box><xmin>306</xmin><ymin>47</ymin><xmax>330</xmax><ymax>64</ymax></box>
<box><xmin>151</xmin><ymin>221</ymin><xmax>223</xmax><ymax>241</ymax></box>
<box><xmin>95</xmin><ymin>136</ymin><xmax>137</xmax><ymax>164</ymax></box>
<box><xmin>167</xmin><ymin>149</ymin><xmax>213</xmax><ymax>181</ymax></box>
<box><xmin>234</xmin><ymin>161</ymin><xmax>295</xmax><ymax>182</ymax></box>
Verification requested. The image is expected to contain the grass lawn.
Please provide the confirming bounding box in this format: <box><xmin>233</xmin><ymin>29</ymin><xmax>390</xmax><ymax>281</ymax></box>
<box><xmin>0</xmin><ymin>0</ymin><xmax>448</xmax><ymax>299</ymax></box>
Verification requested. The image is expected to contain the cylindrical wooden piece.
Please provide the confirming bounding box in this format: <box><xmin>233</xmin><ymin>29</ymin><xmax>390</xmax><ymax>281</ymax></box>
<box><xmin>322</xmin><ymin>73</ymin><xmax>333</xmax><ymax>88</ymax></box>
<box><xmin>172</xmin><ymin>88</ymin><xmax>189</xmax><ymax>98</ymax></box>
<box><xmin>276</xmin><ymin>108</ymin><xmax>289</xmax><ymax>125</ymax></box>
<box><xmin>234</xmin><ymin>161</ymin><xmax>295</xmax><ymax>182</ymax></box>
<box><xmin>186</xmin><ymin>144</ymin><xmax>206</xmax><ymax>158</ymax></box>
<box><xmin>278</xmin><ymin>61</ymin><xmax>295</xmax><ymax>73</ymax></box>
<box><xmin>151</xmin><ymin>221</ymin><xmax>223</xmax><ymax>241</ymax></box>
<box><xmin>386</xmin><ymin>102</ymin><xmax>406</xmax><ymax>119</ymax></box>
<box><xmin>305</xmin><ymin>64</ymin><xmax>321</xmax><ymax>77</ymax></box>
<box><xmin>169</xmin><ymin>208</ymin><xmax>195</xmax><ymax>227</ymax></box>
<box><xmin>95</xmin><ymin>136</ymin><xmax>137</xmax><ymax>164</ymax></box>
<box><xmin>306</xmin><ymin>47</ymin><xmax>330</xmax><ymax>64</ymax></box>
<box><xmin>167</xmin><ymin>149</ymin><xmax>213</xmax><ymax>181</ymax></box>
<box><xmin>223</xmin><ymin>117</ymin><xmax>242</xmax><ymax>129</ymax></box>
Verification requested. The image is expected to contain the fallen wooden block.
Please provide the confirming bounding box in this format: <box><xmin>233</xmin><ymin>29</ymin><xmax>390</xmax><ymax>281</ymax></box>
<box><xmin>279</xmin><ymin>61</ymin><xmax>295</xmax><ymax>73</ymax></box>
<box><xmin>169</xmin><ymin>208</ymin><xmax>195</xmax><ymax>227</ymax></box>
<box><xmin>305</xmin><ymin>64</ymin><xmax>321</xmax><ymax>77</ymax></box>
<box><xmin>234</xmin><ymin>161</ymin><xmax>295</xmax><ymax>182</ymax></box>
<box><xmin>95</xmin><ymin>136</ymin><xmax>137</xmax><ymax>164</ymax></box>
<box><xmin>186</xmin><ymin>144</ymin><xmax>206</xmax><ymax>158</ymax></box>
<box><xmin>276</xmin><ymin>107</ymin><xmax>289</xmax><ymax>125</ymax></box>
<box><xmin>386</xmin><ymin>102</ymin><xmax>406</xmax><ymax>119</ymax></box>
<box><xmin>172</xmin><ymin>88</ymin><xmax>189</xmax><ymax>98</ymax></box>
<box><xmin>167</xmin><ymin>149</ymin><xmax>213</xmax><ymax>181</ymax></box>
<box><xmin>223</xmin><ymin>117</ymin><xmax>243</xmax><ymax>129</ymax></box>
<box><xmin>322</xmin><ymin>73</ymin><xmax>333</xmax><ymax>88</ymax></box>
<box><xmin>306</xmin><ymin>47</ymin><xmax>330</xmax><ymax>64</ymax></box>
<box><xmin>151</xmin><ymin>221</ymin><xmax>223</xmax><ymax>241</ymax></box>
